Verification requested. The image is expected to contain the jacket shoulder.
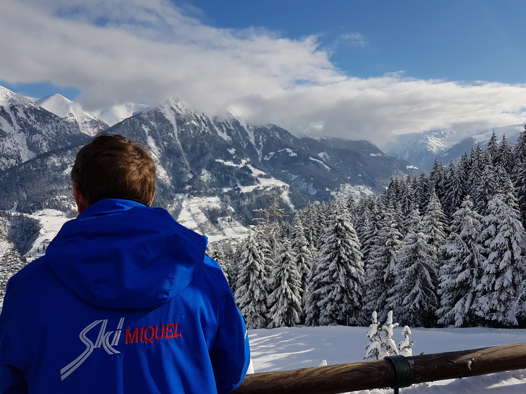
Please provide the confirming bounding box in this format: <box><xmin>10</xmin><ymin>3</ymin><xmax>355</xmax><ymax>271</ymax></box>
<box><xmin>6</xmin><ymin>257</ymin><xmax>49</xmax><ymax>290</ymax></box>
<box><xmin>199</xmin><ymin>255</ymin><xmax>231</xmax><ymax>294</ymax></box>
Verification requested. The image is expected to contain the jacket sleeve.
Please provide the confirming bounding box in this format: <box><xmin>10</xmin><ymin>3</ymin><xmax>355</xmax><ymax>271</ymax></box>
<box><xmin>210</xmin><ymin>275</ymin><xmax>251</xmax><ymax>393</ymax></box>
<box><xmin>0</xmin><ymin>278</ymin><xmax>28</xmax><ymax>394</ymax></box>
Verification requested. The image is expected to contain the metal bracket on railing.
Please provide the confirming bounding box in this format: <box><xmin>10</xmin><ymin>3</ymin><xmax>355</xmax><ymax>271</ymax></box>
<box><xmin>384</xmin><ymin>355</ymin><xmax>415</xmax><ymax>394</ymax></box>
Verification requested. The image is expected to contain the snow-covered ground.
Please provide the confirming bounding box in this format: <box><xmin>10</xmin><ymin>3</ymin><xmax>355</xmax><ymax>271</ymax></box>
<box><xmin>249</xmin><ymin>326</ymin><xmax>526</xmax><ymax>393</ymax></box>
<box><xmin>176</xmin><ymin>196</ymin><xmax>250</xmax><ymax>242</ymax></box>
<box><xmin>24</xmin><ymin>209</ymin><xmax>71</xmax><ymax>259</ymax></box>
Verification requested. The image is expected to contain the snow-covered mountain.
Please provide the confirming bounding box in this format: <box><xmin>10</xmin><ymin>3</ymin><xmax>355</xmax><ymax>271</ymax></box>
<box><xmin>0</xmin><ymin>91</ymin><xmax>414</xmax><ymax>246</ymax></box>
<box><xmin>0</xmin><ymin>87</ymin><xmax>90</xmax><ymax>171</ymax></box>
<box><xmin>37</xmin><ymin>93</ymin><xmax>108</xmax><ymax>135</ymax></box>
<box><xmin>0</xmin><ymin>83</ymin><xmax>420</xmax><ymax>249</ymax></box>
<box><xmin>386</xmin><ymin>124</ymin><xmax>524</xmax><ymax>171</ymax></box>
<box><xmin>0</xmin><ymin>85</ymin><xmax>34</xmax><ymax>106</ymax></box>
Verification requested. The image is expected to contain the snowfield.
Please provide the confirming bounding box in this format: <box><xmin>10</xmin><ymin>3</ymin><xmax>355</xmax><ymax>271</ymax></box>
<box><xmin>249</xmin><ymin>326</ymin><xmax>526</xmax><ymax>393</ymax></box>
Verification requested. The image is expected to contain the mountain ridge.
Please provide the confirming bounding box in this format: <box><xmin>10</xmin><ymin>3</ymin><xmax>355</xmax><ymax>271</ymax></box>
<box><xmin>0</xmin><ymin>84</ymin><xmax>414</xmax><ymax>246</ymax></box>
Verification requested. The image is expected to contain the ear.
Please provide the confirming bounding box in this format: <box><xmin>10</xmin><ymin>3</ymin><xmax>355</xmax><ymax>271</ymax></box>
<box><xmin>147</xmin><ymin>192</ymin><xmax>155</xmax><ymax>207</ymax></box>
<box><xmin>72</xmin><ymin>184</ymin><xmax>89</xmax><ymax>213</ymax></box>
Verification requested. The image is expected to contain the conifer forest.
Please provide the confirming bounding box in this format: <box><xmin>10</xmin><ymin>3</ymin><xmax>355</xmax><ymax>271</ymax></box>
<box><xmin>210</xmin><ymin>127</ymin><xmax>526</xmax><ymax>329</ymax></box>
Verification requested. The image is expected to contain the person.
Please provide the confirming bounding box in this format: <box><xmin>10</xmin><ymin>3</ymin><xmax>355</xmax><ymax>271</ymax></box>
<box><xmin>0</xmin><ymin>134</ymin><xmax>250</xmax><ymax>393</ymax></box>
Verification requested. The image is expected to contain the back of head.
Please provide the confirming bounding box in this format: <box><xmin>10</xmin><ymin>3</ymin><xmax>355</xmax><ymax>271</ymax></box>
<box><xmin>49</xmin><ymin>134</ymin><xmax>206</xmax><ymax>310</ymax></box>
<box><xmin>71</xmin><ymin>134</ymin><xmax>156</xmax><ymax>206</ymax></box>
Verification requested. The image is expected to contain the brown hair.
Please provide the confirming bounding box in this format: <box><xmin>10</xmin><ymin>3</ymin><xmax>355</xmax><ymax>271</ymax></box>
<box><xmin>71</xmin><ymin>134</ymin><xmax>156</xmax><ymax>206</ymax></box>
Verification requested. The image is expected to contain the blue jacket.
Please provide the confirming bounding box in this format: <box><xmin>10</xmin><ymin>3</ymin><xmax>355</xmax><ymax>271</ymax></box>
<box><xmin>0</xmin><ymin>199</ymin><xmax>250</xmax><ymax>393</ymax></box>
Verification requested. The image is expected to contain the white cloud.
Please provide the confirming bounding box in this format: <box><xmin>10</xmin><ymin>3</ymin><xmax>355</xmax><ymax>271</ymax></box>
<box><xmin>2</xmin><ymin>0</ymin><xmax>526</xmax><ymax>146</ymax></box>
<box><xmin>340</xmin><ymin>32</ymin><xmax>368</xmax><ymax>48</ymax></box>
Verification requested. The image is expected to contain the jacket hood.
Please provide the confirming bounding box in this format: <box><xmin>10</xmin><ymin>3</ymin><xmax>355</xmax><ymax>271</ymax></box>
<box><xmin>44</xmin><ymin>199</ymin><xmax>208</xmax><ymax>310</ymax></box>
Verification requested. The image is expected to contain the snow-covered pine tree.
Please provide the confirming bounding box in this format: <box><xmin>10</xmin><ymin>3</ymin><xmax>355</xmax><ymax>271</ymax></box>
<box><xmin>473</xmin><ymin>164</ymin><xmax>499</xmax><ymax>214</ymax></box>
<box><xmin>487</xmin><ymin>131</ymin><xmax>499</xmax><ymax>166</ymax></box>
<box><xmin>234</xmin><ymin>234</ymin><xmax>269</xmax><ymax>329</ymax></box>
<box><xmin>388</xmin><ymin>224</ymin><xmax>439</xmax><ymax>327</ymax></box>
<box><xmin>442</xmin><ymin>165</ymin><xmax>465</xmax><ymax>216</ymax></box>
<box><xmin>290</xmin><ymin>214</ymin><xmax>313</xmax><ymax>305</ymax></box>
<box><xmin>363</xmin><ymin>207</ymin><xmax>402</xmax><ymax>321</ymax></box>
<box><xmin>430</xmin><ymin>161</ymin><xmax>447</xmax><ymax>202</ymax></box>
<box><xmin>251</xmin><ymin>222</ymin><xmax>279</xmax><ymax>310</ymax></box>
<box><xmin>422</xmin><ymin>189</ymin><xmax>448</xmax><ymax>250</ymax></box>
<box><xmin>360</xmin><ymin>200</ymin><xmax>382</xmax><ymax>264</ymax></box>
<box><xmin>467</xmin><ymin>145</ymin><xmax>485</xmax><ymax>204</ymax></box>
<box><xmin>268</xmin><ymin>240</ymin><xmax>303</xmax><ymax>328</ymax></box>
<box><xmin>304</xmin><ymin>259</ymin><xmax>322</xmax><ymax>326</ymax></box>
<box><xmin>207</xmin><ymin>241</ymin><xmax>230</xmax><ymax>283</ymax></box>
<box><xmin>512</xmin><ymin>125</ymin><xmax>526</xmax><ymax>226</ymax></box>
<box><xmin>437</xmin><ymin>196</ymin><xmax>484</xmax><ymax>327</ymax></box>
<box><xmin>473</xmin><ymin>194</ymin><xmax>526</xmax><ymax>326</ymax></box>
<box><xmin>307</xmin><ymin>211</ymin><xmax>365</xmax><ymax>326</ymax></box>
<box><xmin>498</xmin><ymin>135</ymin><xmax>514</xmax><ymax>173</ymax></box>
<box><xmin>226</xmin><ymin>240</ymin><xmax>245</xmax><ymax>292</ymax></box>
<box><xmin>514</xmin><ymin>124</ymin><xmax>526</xmax><ymax>164</ymax></box>
<box><xmin>415</xmin><ymin>174</ymin><xmax>431</xmax><ymax>213</ymax></box>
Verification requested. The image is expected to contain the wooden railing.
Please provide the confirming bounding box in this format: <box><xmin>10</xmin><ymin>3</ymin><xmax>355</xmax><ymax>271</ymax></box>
<box><xmin>236</xmin><ymin>342</ymin><xmax>526</xmax><ymax>393</ymax></box>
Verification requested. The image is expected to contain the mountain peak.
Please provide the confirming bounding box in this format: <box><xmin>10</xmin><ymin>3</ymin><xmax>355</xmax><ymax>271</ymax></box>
<box><xmin>38</xmin><ymin>93</ymin><xmax>73</xmax><ymax>105</ymax></box>
<box><xmin>0</xmin><ymin>85</ymin><xmax>34</xmax><ymax>107</ymax></box>
<box><xmin>37</xmin><ymin>93</ymin><xmax>80</xmax><ymax>119</ymax></box>
<box><xmin>159</xmin><ymin>97</ymin><xmax>192</xmax><ymax>114</ymax></box>
<box><xmin>37</xmin><ymin>93</ymin><xmax>107</xmax><ymax>136</ymax></box>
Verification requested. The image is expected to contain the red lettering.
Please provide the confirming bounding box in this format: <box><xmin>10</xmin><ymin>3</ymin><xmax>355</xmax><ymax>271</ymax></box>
<box><xmin>173</xmin><ymin>323</ymin><xmax>182</xmax><ymax>338</ymax></box>
<box><xmin>125</xmin><ymin>328</ymin><xmax>139</xmax><ymax>344</ymax></box>
<box><xmin>125</xmin><ymin>323</ymin><xmax>182</xmax><ymax>344</ymax></box>
<box><xmin>144</xmin><ymin>326</ymin><xmax>154</xmax><ymax>343</ymax></box>
<box><xmin>154</xmin><ymin>325</ymin><xmax>165</xmax><ymax>341</ymax></box>
<box><xmin>165</xmin><ymin>323</ymin><xmax>174</xmax><ymax>339</ymax></box>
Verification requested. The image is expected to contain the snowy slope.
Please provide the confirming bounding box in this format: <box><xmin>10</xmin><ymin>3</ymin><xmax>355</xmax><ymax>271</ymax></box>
<box><xmin>37</xmin><ymin>94</ymin><xmax>108</xmax><ymax>135</ymax></box>
<box><xmin>24</xmin><ymin>209</ymin><xmax>71</xmax><ymax>259</ymax></box>
<box><xmin>176</xmin><ymin>195</ymin><xmax>250</xmax><ymax>242</ymax></box>
<box><xmin>249</xmin><ymin>326</ymin><xmax>526</xmax><ymax>393</ymax></box>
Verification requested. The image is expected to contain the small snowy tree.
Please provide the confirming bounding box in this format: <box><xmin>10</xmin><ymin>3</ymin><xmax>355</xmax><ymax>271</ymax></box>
<box><xmin>473</xmin><ymin>195</ymin><xmax>526</xmax><ymax>326</ymax></box>
<box><xmin>378</xmin><ymin>311</ymin><xmax>399</xmax><ymax>358</ymax></box>
<box><xmin>437</xmin><ymin>196</ymin><xmax>484</xmax><ymax>327</ymax></box>
<box><xmin>364</xmin><ymin>311</ymin><xmax>414</xmax><ymax>361</ymax></box>
<box><xmin>398</xmin><ymin>326</ymin><xmax>414</xmax><ymax>357</ymax></box>
<box><xmin>268</xmin><ymin>240</ymin><xmax>303</xmax><ymax>328</ymax></box>
<box><xmin>234</xmin><ymin>234</ymin><xmax>269</xmax><ymax>328</ymax></box>
<box><xmin>364</xmin><ymin>311</ymin><xmax>382</xmax><ymax>361</ymax></box>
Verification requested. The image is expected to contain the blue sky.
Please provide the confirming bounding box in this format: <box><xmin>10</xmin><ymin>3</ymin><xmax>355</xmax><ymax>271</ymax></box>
<box><xmin>193</xmin><ymin>0</ymin><xmax>526</xmax><ymax>83</ymax></box>
<box><xmin>1</xmin><ymin>0</ymin><xmax>526</xmax><ymax>143</ymax></box>
<box><xmin>6</xmin><ymin>0</ymin><xmax>526</xmax><ymax>98</ymax></box>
